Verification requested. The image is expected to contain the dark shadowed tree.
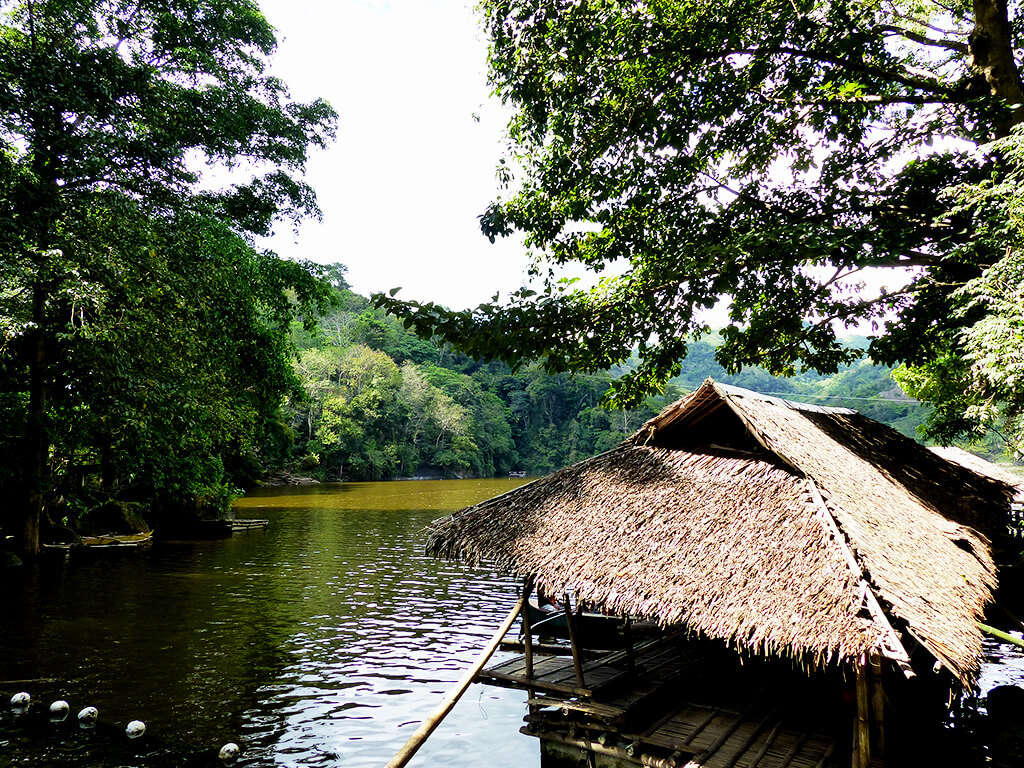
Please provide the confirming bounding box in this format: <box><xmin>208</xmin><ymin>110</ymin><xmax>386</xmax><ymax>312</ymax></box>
<box><xmin>0</xmin><ymin>0</ymin><xmax>336</xmax><ymax>554</ymax></box>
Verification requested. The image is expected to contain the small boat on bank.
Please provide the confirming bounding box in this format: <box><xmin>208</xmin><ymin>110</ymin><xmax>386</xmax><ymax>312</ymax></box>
<box><xmin>42</xmin><ymin>532</ymin><xmax>154</xmax><ymax>552</ymax></box>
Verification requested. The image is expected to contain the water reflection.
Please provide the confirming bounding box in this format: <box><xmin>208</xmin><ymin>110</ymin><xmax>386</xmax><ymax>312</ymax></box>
<box><xmin>0</xmin><ymin>479</ymin><xmax>536</xmax><ymax>767</ymax></box>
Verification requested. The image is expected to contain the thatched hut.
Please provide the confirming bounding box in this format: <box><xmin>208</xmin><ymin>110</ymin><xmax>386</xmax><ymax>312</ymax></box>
<box><xmin>426</xmin><ymin>379</ymin><xmax>1019</xmax><ymax>768</ymax></box>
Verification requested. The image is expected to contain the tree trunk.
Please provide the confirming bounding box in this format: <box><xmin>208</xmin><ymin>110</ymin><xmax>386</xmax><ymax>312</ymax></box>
<box><xmin>971</xmin><ymin>0</ymin><xmax>1024</xmax><ymax>128</ymax></box>
<box><xmin>20</xmin><ymin>281</ymin><xmax>48</xmax><ymax>557</ymax></box>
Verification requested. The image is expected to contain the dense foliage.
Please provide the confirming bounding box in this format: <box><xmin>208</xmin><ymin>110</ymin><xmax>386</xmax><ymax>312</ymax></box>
<box><xmin>375</xmin><ymin>0</ymin><xmax>1024</xmax><ymax>453</ymax></box>
<box><xmin>0</xmin><ymin>0</ymin><xmax>335</xmax><ymax>554</ymax></box>
<box><xmin>282</xmin><ymin>276</ymin><xmax>933</xmax><ymax>482</ymax></box>
<box><xmin>895</xmin><ymin>128</ymin><xmax>1024</xmax><ymax>456</ymax></box>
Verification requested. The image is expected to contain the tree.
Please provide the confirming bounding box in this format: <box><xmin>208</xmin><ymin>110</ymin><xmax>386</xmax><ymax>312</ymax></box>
<box><xmin>313</xmin><ymin>346</ymin><xmax>404</xmax><ymax>480</ymax></box>
<box><xmin>895</xmin><ymin>127</ymin><xmax>1024</xmax><ymax>456</ymax></box>
<box><xmin>0</xmin><ymin>0</ymin><xmax>336</xmax><ymax>554</ymax></box>
<box><xmin>374</xmin><ymin>0</ymin><xmax>1024</xmax><ymax>434</ymax></box>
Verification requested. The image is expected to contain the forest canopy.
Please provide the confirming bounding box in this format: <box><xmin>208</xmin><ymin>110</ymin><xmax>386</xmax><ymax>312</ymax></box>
<box><xmin>375</xmin><ymin>0</ymin><xmax>1024</xmax><ymax>456</ymax></box>
<box><xmin>282</xmin><ymin>274</ymin><xmax>935</xmax><ymax>484</ymax></box>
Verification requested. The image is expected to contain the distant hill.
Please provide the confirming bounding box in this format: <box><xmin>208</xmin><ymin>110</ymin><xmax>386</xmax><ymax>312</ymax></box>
<box><xmin>648</xmin><ymin>337</ymin><xmax>930</xmax><ymax>440</ymax></box>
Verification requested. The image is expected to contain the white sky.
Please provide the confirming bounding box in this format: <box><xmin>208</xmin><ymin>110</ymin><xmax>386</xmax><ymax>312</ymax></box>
<box><xmin>259</xmin><ymin>0</ymin><xmax>530</xmax><ymax>310</ymax></box>
<box><xmin>256</xmin><ymin>0</ymin><xmax>914</xmax><ymax>334</ymax></box>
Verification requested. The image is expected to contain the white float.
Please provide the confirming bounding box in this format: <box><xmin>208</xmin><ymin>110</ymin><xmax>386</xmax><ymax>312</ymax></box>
<box><xmin>126</xmin><ymin>720</ymin><xmax>146</xmax><ymax>739</ymax></box>
<box><xmin>218</xmin><ymin>742</ymin><xmax>240</xmax><ymax>762</ymax></box>
<box><xmin>10</xmin><ymin>692</ymin><xmax>30</xmax><ymax>708</ymax></box>
<box><xmin>49</xmin><ymin>700</ymin><xmax>70</xmax><ymax>720</ymax></box>
<box><xmin>77</xmin><ymin>706</ymin><xmax>99</xmax><ymax>725</ymax></box>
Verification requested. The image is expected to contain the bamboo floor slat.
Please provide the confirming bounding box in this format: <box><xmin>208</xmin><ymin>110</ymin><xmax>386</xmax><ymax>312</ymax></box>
<box><xmin>524</xmin><ymin>700</ymin><xmax>836</xmax><ymax>768</ymax></box>
<box><xmin>478</xmin><ymin>632</ymin><xmax>688</xmax><ymax>701</ymax></box>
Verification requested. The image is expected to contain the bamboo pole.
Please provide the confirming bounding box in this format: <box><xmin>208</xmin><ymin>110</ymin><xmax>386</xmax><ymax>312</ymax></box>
<box><xmin>869</xmin><ymin>655</ymin><xmax>885</xmax><ymax>757</ymax></box>
<box><xmin>563</xmin><ymin>592</ymin><xmax>585</xmax><ymax>689</ymax></box>
<box><xmin>623</xmin><ymin>617</ymin><xmax>635</xmax><ymax>673</ymax></box>
<box><xmin>978</xmin><ymin>621</ymin><xmax>1024</xmax><ymax>649</ymax></box>
<box><xmin>384</xmin><ymin>590</ymin><xmax>526</xmax><ymax>768</ymax></box>
<box><xmin>523</xmin><ymin>577</ymin><xmax>535</xmax><ymax>681</ymax></box>
<box><xmin>522</xmin><ymin>577</ymin><xmax>536</xmax><ymax>715</ymax></box>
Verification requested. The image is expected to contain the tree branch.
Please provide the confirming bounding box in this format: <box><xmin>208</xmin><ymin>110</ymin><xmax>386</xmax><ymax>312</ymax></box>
<box><xmin>969</xmin><ymin>0</ymin><xmax>1024</xmax><ymax>128</ymax></box>
<box><xmin>878</xmin><ymin>24</ymin><xmax>969</xmax><ymax>54</ymax></box>
<box><xmin>703</xmin><ymin>46</ymin><xmax>956</xmax><ymax>95</ymax></box>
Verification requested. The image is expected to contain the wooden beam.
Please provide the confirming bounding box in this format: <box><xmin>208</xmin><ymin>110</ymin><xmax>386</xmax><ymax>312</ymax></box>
<box><xmin>777</xmin><ymin>733</ymin><xmax>808</xmax><ymax>768</ymax></box>
<box><xmin>498</xmin><ymin>639</ymin><xmax>582</xmax><ymax>657</ymax></box>
<box><xmin>686</xmin><ymin>713</ymin><xmax>748</xmax><ymax>767</ymax></box>
<box><xmin>718</xmin><ymin>713</ymin><xmax>776</xmax><ymax>768</ymax></box>
<box><xmin>681</xmin><ymin>708</ymin><xmax>720</xmax><ymax>746</ymax></box>
<box><xmin>563</xmin><ymin>592</ymin><xmax>586</xmax><ymax>689</ymax></box>
<box><xmin>746</xmin><ymin>723</ymin><xmax>781</xmax><ymax>768</ymax></box>
<box><xmin>813</xmin><ymin>744</ymin><xmax>836</xmax><ymax>768</ymax></box>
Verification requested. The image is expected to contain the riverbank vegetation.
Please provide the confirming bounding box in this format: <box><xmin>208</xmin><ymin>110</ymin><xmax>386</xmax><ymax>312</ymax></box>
<box><xmin>4</xmin><ymin>0</ymin><xmax>1020</xmax><ymax>557</ymax></box>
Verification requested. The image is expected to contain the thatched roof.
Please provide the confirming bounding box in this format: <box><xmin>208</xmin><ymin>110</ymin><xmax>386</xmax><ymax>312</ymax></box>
<box><xmin>427</xmin><ymin>380</ymin><xmax>1013</xmax><ymax>684</ymax></box>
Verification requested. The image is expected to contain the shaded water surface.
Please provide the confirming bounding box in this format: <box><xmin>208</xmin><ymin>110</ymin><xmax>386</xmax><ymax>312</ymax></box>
<box><xmin>0</xmin><ymin>479</ymin><xmax>537</xmax><ymax>767</ymax></box>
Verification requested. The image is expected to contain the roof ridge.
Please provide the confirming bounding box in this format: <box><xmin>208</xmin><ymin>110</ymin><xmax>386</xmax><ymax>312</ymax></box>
<box><xmin>713</xmin><ymin>380</ymin><xmax>857</xmax><ymax>415</ymax></box>
<box><xmin>805</xmin><ymin>480</ymin><xmax>915</xmax><ymax>677</ymax></box>
<box><xmin>715</xmin><ymin>386</ymin><xmax>916</xmax><ymax>676</ymax></box>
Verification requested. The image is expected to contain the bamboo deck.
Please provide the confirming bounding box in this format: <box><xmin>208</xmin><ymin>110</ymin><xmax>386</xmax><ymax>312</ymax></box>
<box><xmin>481</xmin><ymin>636</ymin><xmax>838</xmax><ymax>767</ymax></box>
<box><xmin>525</xmin><ymin>700</ymin><xmax>836</xmax><ymax>768</ymax></box>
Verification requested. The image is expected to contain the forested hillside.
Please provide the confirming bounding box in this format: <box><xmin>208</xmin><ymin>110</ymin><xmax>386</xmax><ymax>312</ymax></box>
<box><xmin>274</xmin><ymin>272</ymin><xmax>938</xmax><ymax>482</ymax></box>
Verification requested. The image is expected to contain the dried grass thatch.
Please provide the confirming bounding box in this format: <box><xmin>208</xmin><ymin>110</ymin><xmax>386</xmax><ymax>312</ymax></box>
<box><xmin>928</xmin><ymin>446</ymin><xmax>1024</xmax><ymax>499</ymax></box>
<box><xmin>427</xmin><ymin>380</ymin><xmax>1011</xmax><ymax>684</ymax></box>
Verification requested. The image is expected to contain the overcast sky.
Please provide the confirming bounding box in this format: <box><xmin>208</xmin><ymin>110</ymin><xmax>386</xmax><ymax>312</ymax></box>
<box><xmin>258</xmin><ymin>0</ymin><xmax>530</xmax><ymax>310</ymax></box>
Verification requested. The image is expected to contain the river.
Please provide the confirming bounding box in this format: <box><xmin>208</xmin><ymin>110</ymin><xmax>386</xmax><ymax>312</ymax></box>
<box><xmin>0</xmin><ymin>479</ymin><xmax>535</xmax><ymax>767</ymax></box>
<box><xmin>2</xmin><ymin>479</ymin><xmax>1023</xmax><ymax>768</ymax></box>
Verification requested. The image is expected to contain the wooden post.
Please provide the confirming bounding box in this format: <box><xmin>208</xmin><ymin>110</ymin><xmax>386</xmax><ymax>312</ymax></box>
<box><xmin>853</xmin><ymin>658</ymin><xmax>871</xmax><ymax>768</ymax></box>
<box><xmin>623</xmin><ymin>617</ymin><xmax>635</xmax><ymax>673</ymax></box>
<box><xmin>522</xmin><ymin>577</ymin><xmax>535</xmax><ymax>680</ymax></box>
<box><xmin>869</xmin><ymin>655</ymin><xmax>885</xmax><ymax>758</ymax></box>
<box><xmin>563</xmin><ymin>592</ymin><xmax>585</xmax><ymax>689</ymax></box>
<box><xmin>384</xmin><ymin>592</ymin><xmax>527</xmax><ymax>768</ymax></box>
